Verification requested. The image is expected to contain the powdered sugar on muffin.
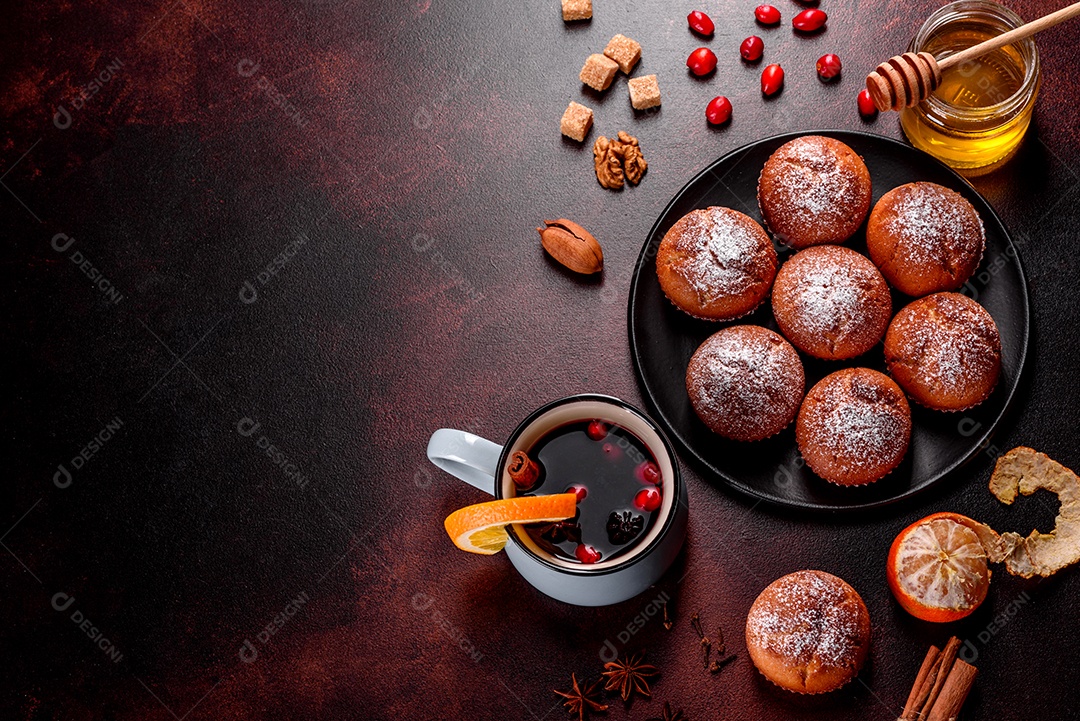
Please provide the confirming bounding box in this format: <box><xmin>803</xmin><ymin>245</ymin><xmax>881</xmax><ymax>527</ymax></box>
<box><xmin>677</xmin><ymin>211</ymin><xmax>769</xmax><ymax>297</ymax></box>
<box><xmin>745</xmin><ymin>570</ymin><xmax>871</xmax><ymax>694</ymax></box>
<box><xmin>686</xmin><ymin>326</ymin><xmax>805</xmax><ymax>441</ymax></box>
<box><xmin>772</xmin><ymin>246</ymin><xmax>892</xmax><ymax>359</ymax></box>
<box><xmin>656</xmin><ymin>207</ymin><xmax>777</xmax><ymax>321</ymax></box>
<box><xmin>757</xmin><ymin>136</ymin><xmax>873</xmax><ymax>249</ymax></box>
<box><xmin>747</xmin><ymin>572</ymin><xmax>864</xmax><ymax>669</ymax></box>
<box><xmin>796</xmin><ymin>368</ymin><xmax>912</xmax><ymax>485</ymax></box>
<box><xmin>867</xmin><ymin>182</ymin><xmax>985</xmax><ymax>297</ymax></box>
<box><xmin>885</xmin><ymin>292</ymin><xmax>1001</xmax><ymax>411</ymax></box>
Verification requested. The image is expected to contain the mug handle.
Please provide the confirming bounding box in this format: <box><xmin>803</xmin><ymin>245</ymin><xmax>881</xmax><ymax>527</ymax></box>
<box><xmin>427</xmin><ymin>429</ymin><xmax>503</xmax><ymax>496</ymax></box>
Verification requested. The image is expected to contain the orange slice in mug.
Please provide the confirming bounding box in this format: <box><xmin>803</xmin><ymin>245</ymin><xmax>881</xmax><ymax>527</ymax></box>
<box><xmin>444</xmin><ymin>493</ymin><xmax>577</xmax><ymax>555</ymax></box>
<box><xmin>886</xmin><ymin>512</ymin><xmax>991</xmax><ymax>622</ymax></box>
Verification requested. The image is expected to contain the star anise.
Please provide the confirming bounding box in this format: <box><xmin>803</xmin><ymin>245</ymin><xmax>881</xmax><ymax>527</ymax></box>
<box><xmin>538</xmin><ymin>520</ymin><xmax>581</xmax><ymax>545</ymax></box>
<box><xmin>646</xmin><ymin>701</ymin><xmax>687</xmax><ymax>721</ymax></box>
<box><xmin>554</xmin><ymin>673</ymin><xmax>608</xmax><ymax>721</ymax></box>
<box><xmin>602</xmin><ymin>650</ymin><xmax>659</xmax><ymax>702</ymax></box>
<box><xmin>606</xmin><ymin>510</ymin><xmax>644</xmax><ymax>545</ymax></box>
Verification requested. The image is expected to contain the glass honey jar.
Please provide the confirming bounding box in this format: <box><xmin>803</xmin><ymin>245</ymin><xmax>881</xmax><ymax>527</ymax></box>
<box><xmin>900</xmin><ymin>0</ymin><xmax>1040</xmax><ymax>176</ymax></box>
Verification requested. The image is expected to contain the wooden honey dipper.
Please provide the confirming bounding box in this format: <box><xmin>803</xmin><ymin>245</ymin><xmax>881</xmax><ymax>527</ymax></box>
<box><xmin>866</xmin><ymin>0</ymin><xmax>1080</xmax><ymax>111</ymax></box>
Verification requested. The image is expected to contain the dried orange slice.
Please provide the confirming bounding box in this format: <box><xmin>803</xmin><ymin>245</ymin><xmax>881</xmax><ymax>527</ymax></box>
<box><xmin>444</xmin><ymin>493</ymin><xmax>577</xmax><ymax>555</ymax></box>
<box><xmin>886</xmin><ymin>512</ymin><xmax>991</xmax><ymax>622</ymax></box>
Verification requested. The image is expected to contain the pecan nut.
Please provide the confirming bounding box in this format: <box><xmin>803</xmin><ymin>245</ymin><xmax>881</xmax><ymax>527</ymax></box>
<box><xmin>537</xmin><ymin>218</ymin><xmax>603</xmax><ymax>274</ymax></box>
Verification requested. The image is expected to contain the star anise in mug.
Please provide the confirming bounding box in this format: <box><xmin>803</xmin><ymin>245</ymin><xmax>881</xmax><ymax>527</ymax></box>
<box><xmin>540</xmin><ymin>520</ymin><xmax>582</xmax><ymax>544</ymax></box>
<box><xmin>602</xmin><ymin>650</ymin><xmax>659</xmax><ymax>702</ymax></box>
<box><xmin>554</xmin><ymin>674</ymin><xmax>608</xmax><ymax>721</ymax></box>
<box><xmin>606</xmin><ymin>511</ymin><xmax>644</xmax><ymax>545</ymax></box>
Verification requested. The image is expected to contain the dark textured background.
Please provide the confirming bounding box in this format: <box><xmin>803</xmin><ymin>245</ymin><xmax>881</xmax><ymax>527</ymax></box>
<box><xmin>3</xmin><ymin>0</ymin><xmax>1079</xmax><ymax>718</ymax></box>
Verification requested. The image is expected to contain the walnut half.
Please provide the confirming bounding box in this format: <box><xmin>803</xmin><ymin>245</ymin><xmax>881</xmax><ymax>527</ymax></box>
<box><xmin>618</xmin><ymin>131</ymin><xmax>647</xmax><ymax>186</ymax></box>
<box><xmin>592</xmin><ymin>131</ymin><xmax>647</xmax><ymax>190</ymax></box>
<box><xmin>593</xmin><ymin>136</ymin><xmax>625</xmax><ymax>190</ymax></box>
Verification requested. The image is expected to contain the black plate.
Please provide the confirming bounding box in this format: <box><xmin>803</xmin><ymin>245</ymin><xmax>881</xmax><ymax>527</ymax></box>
<box><xmin>627</xmin><ymin>130</ymin><xmax>1029</xmax><ymax>513</ymax></box>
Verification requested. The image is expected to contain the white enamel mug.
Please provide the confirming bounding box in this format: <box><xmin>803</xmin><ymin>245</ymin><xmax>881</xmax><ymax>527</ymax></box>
<box><xmin>427</xmin><ymin>394</ymin><xmax>688</xmax><ymax>606</ymax></box>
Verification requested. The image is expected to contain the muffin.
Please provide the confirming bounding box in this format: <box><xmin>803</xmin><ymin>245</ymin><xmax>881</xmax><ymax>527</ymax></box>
<box><xmin>866</xmin><ymin>182</ymin><xmax>985</xmax><ymax>297</ymax></box>
<box><xmin>745</xmin><ymin>570</ymin><xmax>871</xmax><ymax>694</ymax></box>
<box><xmin>884</xmin><ymin>292</ymin><xmax>1002</xmax><ymax>411</ymax></box>
<box><xmin>796</xmin><ymin>368</ymin><xmax>912</xmax><ymax>485</ymax></box>
<box><xmin>757</xmin><ymin>135</ymin><xmax>872</xmax><ymax>249</ymax></box>
<box><xmin>656</xmin><ymin>206</ymin><xmax>778</xmax><ymax>321</ymax></box>
<box><xmin>686</xmin><ymin>326</ymin><xmax>805</xmax><ymax>442</ymax></box>
<box><xmin>771</xmin><ymin>245</ymin><xmax>892</xmax><ymax>360</ymax></box>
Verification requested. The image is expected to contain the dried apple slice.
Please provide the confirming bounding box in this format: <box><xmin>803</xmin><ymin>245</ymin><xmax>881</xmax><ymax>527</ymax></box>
<box><xmin>971</xmin><ymin>447</ymin><xmax>1080</xmax><ymax>578</ymax></box>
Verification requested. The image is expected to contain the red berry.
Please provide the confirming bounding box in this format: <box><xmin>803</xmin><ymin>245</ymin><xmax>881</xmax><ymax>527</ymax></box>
<box><xmin>792</xmin><ymin>8</ymin><xmax>827</xmax><ymax>32</ymax></box>
<box><xmin>755</xmin><ymin>4</ymin><xmax>781</xmax><ymax>25</ymax></box>
<box><xmin>566</xmin><ymin>484</ymin><xmax>588</xmax><ymax>502</ymax></box>
<box><xmin>705</xmin><ymin>96</ymin><xmax>732</xmax><ymax>125</ymax></box>
<box><xmin>586</xmin><ymin>420</ymin><xmax>607</xmax><ymax>441</ymax></box>
<box><xmin>686</xmin><ymin>47</ymin><xmax>717</xmax><ymax>76</ymax></box>
<box><xmin>575</xmin><ymin>544</ymin><xmax>602</xmax><ymax>564</ymax></box>
<box><xmin>634</xmin><ymin>487</ymin><xmax>662</xmax><ymax>512</ymax></box>
<box><xmin>687</xmin><ymin>10</ymin><xmax>715</xmax><ymax>36</ymax></box>
<box><xmin>761</xmin><ymin>63</ymin><xmax>784</xmax><ymax>96</ymax></box>
<box><xmin>636</xmin><ymin>461</ymin><xmax>663</xmax><ymax>484</ymax></box>
<box><xmin>816</xmin><ymin>53</ymin><xmax>842</xmax><ymax>80</ymax></box>
<box><xmin>858</xmin><ymin>89</ymin><xmax>879</xmax><ymax>119</ymax></box>
<box><xmin>740</xmin><ymin>36</ymin><xmax>764</xmax><ymax>62</ymax></box>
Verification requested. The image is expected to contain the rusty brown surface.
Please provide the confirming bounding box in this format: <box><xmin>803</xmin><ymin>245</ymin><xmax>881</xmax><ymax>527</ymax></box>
<box><xmin>2</xmin><ymin>0</ymin><xmax>1079</xmax><ymax>718</ymax></box>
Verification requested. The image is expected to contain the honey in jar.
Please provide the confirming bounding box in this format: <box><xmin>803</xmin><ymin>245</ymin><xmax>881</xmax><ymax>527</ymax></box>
<box><xmin>900</xmin><ymin>0</ymin><xmax>1040</xmax><ymax>176</ymax></box>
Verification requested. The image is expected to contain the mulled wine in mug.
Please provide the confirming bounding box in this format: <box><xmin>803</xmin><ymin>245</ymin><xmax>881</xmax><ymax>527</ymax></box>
<box><xmin>427</xmin><ymin>394</ymin><xmax>688</xmax><ymax>606</ymax></box>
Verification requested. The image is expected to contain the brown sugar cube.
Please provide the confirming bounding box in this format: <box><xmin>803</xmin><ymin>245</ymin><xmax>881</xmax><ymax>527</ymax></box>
<box><xmin>580</xmin><ymin>53</ymin><xmax>619</xmax><ymax>91</ymax></box>
<box><xmin>628</xmin><ymin>74</ymin><xmax>661</xmax><ymax>110</ymax></box>
<box><xmin>561</xmin><ymin>0</ymin><xmax>592</xmax><ymax>21</ymax></box>
<box><xmin>559</xmin><ymin>101</ymin><xmax>594</xmax><ymax>142</ymax></box>
<box><xmin>603</xmin><ymin>34</ymin><xmax>642</xmax><ymax>74</ymax></box>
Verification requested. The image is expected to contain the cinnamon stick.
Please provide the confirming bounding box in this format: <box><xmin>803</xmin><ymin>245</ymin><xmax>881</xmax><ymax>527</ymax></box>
<box><xmin>899</xmin><ymin>637</ymin><xmax>977</xmax><ymax>721</ymax></box>
<box><xmin>900</xmin><ymin>645</ymin><xmax>941</xmax><ymax>719</ymax></box>
<box><xmin>918</xmin><ymin>636</ymin><xmax>962</xmax><ymax>718</ymax></box>
<box><xmin>926</xmin><ymin>659</ymin><xmax>978</xmax><ymax>721</ymax></box>
<box><xmin>508</xmin><ymin>451</ymin><xmax>539</xmax><ymax>489</ymax></box>
<box><xmin>904</xmin><ymin>653</ymin><xmax>945</xmax><ymax>720</ymax></box>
